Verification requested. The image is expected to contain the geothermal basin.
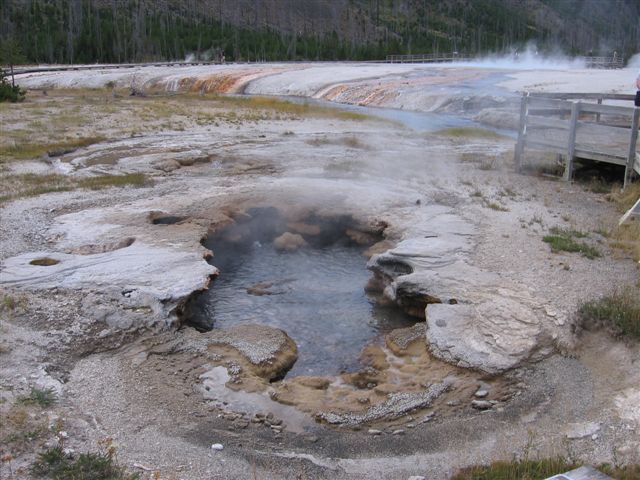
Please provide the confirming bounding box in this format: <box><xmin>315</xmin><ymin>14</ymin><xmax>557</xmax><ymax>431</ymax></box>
<box><xmin>1</xmin><ymin>61</ymin><xmax>639</xmax><ymax>479</ymax></box>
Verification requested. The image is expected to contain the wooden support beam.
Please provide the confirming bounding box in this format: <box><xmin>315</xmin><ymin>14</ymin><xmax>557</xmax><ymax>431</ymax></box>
<box><xmin>624</xmin><ymin>107</ymin><xmax>640</xmax><ymax>188</ymax></box>
<box><xmin>563</xmin><ymin>102</ymin><xmax>580</xmax><ymax>181</ymax></box>
<box><xmin>514</xmin><ymin>93</ymin><xmax>529</xmax><ymax>172</ymax></box>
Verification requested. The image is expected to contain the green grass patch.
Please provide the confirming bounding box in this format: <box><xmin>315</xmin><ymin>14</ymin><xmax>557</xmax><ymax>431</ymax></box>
<box><xmin>76</xmin><ymin>173</ymin><xmax>150</xmax><ymax>189</ymax></box>
<box><xmin>543</xmin><ymin>226</ymin><xmax>600</xmax><ymax>259</ymax></box>
<box><xmin>542</xmin><ymin>234</ymin><xmax>601</xmax><ymax>259</ymax></box>
<box><xmin>18</xmin><ymin>388</ymin><xmax>57</xmax><ymax>408</ymax></box>
<box><xmin>548</xmin><ymin>226</ymin><xmax>589</xmax><ymax>238</ymax></box>
<box><xmin>0</xmin><ymin>173</ymin><xmax>151</xmax><ymax>204</ymax></box>
<box><xmin>451</xmin><ymin>457</ymin><xmax>578</xmax><ymax>480</ymax></box>
<box><xmin>435</xmin><ymin>127</ymin><xmax>506</xmax><ymax>140</ymax></box>
<box><xmin>31</xmin><ymin>447</ymin><xmax>139</xmax><ymax>480</ymax></box>
<box><xmin>204</xmin><ymin>94</ymin><xmax>373</xmax><ymax>121</ymax></box>
<box><xmin>578</xmin><ymin>287</ymin><xmax>640</xmax><ymax>340</ymax></box>
<box><xmin>29</xmin><ymin>257</ymin><xmax>60</xmax><ymax>266</ymax></box>
<box><xmin>484</xmin><ymin>201</ymin><xmax>509</xmax><ymax>212</ymax></box>
<box><xmin>0</xmin><ymin>136</ymin><xmax>107</xmax><ymax>162</ymax></box>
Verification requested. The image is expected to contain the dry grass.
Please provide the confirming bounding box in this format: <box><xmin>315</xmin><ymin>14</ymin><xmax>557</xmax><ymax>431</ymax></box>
<box><xmin>607</xmin><ymin>181</ymin><xmax>640</xmax><ymax>262</ymax></box>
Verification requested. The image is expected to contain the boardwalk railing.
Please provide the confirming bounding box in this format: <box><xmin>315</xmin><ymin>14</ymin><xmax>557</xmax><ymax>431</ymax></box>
<box><xmin>386</xmin><ymin>53</ymin><xmax>470</xmax><ymax>63</ymax></box>
<box><xmin>12</xmin><ymin>61</ymin><xmax>222</xmax><ymax>76</ymax></box>
<box><xmin>579</xmin><ymin>56</ymin><xmax>625</xmax><ymax>69</ymax></box>
<box><xmin>514</xmin><ymin>92</ymin><xmax>640</xmax><ymax>187</ymax></box>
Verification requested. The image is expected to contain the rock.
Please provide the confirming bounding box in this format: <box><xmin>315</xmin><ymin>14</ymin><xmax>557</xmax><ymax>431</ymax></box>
<box><xmin>408</xmin><ymin>476</ymin><xmax>427</xmax><ymax>480</ymax></box>
<box><xmin>153</xmin><ymin>159</ymin><xmax>181</xmax><ymax>172</ymax></box>
<box><xmin>474</xmin><ymin>389</ymin><xmax>489</xmax><ymax>398</ymax></box>
<box><xmin>0</xmin><ymin>244</ymin><xmax>218</xmax><ymax>330</ymax></box>
<box><xmin>318</xmin><ymin>382</ymin><xmax>450</xmax><ymax>426</ymax></box>
<box><xmin>287</xmin><ymin>222</ymin><xmax>321</xmax><ymax>236</ymax></box>
<box><xmin>385</xmin><ymin>323</ymin><xmax>425</xmax><ymax>355</ymax></box>
<box><xmin>565</xmin><ymin>422</ymin><xmax>600</xmax><ymax>439</ymax></box>
<box><xmin>202</xmin><ymin>324</ymin><xmax>298</xmax><ymax>381</ymax></box>
<box><xmin>211</xmin><ymin>443</ymin><xmax>224</xmax><ymax>450</ymax></box>
<box><xmin>426</xmin><ymin>295</ymin><xmax>550</xmax><ymax>374</ymax></box>
<box><xmin>471</xmin><ymin>400</ymin><xmax>493</xmax><ymax>410</ymax></box>
<box><xmin>392</xmin><ymin>429</ymin><xmax>405</xmax><ymax>435</ymax></box>
<box><xmin>273</xmin><ymin>232</ymin><xmax>307</xmax><ymax>252</ymax></box>
<box><xmin>368</xmin><ymin>429</ymin><xmax>383</xmax><ymax>435</ymax></box>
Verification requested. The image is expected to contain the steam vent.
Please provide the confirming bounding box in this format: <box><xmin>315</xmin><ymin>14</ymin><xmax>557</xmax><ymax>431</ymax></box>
<box><xmin>1</xmin><ymin>5</ymin><xmax>639</xmax><ymax>477</ymax></box>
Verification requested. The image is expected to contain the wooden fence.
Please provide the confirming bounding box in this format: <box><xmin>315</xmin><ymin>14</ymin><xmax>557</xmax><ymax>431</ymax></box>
<box><xmin>514</xmin><ymin>93</ymin><xmax>640</xmax><ymax>187</ymax></box>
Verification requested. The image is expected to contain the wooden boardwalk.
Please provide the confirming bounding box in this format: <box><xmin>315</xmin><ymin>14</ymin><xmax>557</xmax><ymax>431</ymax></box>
<box><xmin>514</xmin><ymin>92</ymin><xmax>640</xmax><ymax>187</ymax></box>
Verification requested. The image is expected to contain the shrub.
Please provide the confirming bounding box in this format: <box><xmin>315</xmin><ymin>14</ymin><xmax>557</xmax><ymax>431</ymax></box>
<box><xmin>0</xmin><ymin>74</ymin><xmax>25</xmax><ymax>102</ymax></box>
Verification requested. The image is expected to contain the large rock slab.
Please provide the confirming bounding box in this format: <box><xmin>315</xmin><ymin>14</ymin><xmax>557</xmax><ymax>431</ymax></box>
<box><xmin>425</xmin><ymin>295</ymin><xmax>554</xmax><ymax>374</ymax></box>
<box><xmin>0</xmin><ymin>243</ymin><xmax>217</xmax><ymax>327</ymax></box>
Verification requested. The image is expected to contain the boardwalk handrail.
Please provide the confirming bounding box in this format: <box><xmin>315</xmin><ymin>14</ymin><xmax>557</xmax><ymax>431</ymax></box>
<box><xmin>385</xmin><ymin>53</ymin><xmax>471</xmax><ymax>63</ymax></box>
<box><xmin>514</xmin><ymin>92</ymin><xmax>640</xmax><ymax>188</ymax></box>
<box><xmin>578</xmin><ymin>55</ymin><xmax>625</xmax><ymax>69</ymax></box>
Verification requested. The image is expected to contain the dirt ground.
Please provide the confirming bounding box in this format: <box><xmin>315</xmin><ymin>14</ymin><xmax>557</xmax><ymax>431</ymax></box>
<box><xmin>1</xmin><ymin>64</ymin><xmax>639</xmax><ymax>479</ymax></box>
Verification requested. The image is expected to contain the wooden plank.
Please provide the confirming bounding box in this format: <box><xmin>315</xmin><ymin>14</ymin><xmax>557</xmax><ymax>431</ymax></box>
<box><xmin>578</xmin><ymin>103</ymin><xmax>637</xmax><ymax>116</ymax></box>
<box><xmin>625</xmin><ymin>108</ymin><xmax>640</xmax><ymax>187</ymax></box>
<box><xmin>564</xmin><ymin>102</ymin><xmax>580</xmax><ymax>181</ymax></box>
<box><xmin>526</xmin><ymin>115</ymin><xmax>571</xmax><ymax>130</ymax></box>
<box><xmin>575</xmin><ymin>122</ymin><xmax>634</xmax><ymax>138</ymax></box>
<box><xmin>574</xmin><ymin>149</ymin><xmax>628</xmax><ymax>165</ymax></box>
<box><xmin>529</xmin><ymin>92</ymin><xmax>635</xmax><ymax>101</ymax></box>
<box><xmin>524</xmin><ymin>138</ymin><xmax>568</xmax><ymax>154</ymax></box>
<box><xmin>514</xmin><ymin>94</ymin><xmax>529</xmax><ymax>172</ymax></box>
<box><xmin>528</xmin><ymin>97</ymin><xmax>573</xmax><ymax>110</ymax></box>
<box><xmin>528</xmin><ymin>108</ymin><xmax>572</xmax><ymax>116</ymax></box>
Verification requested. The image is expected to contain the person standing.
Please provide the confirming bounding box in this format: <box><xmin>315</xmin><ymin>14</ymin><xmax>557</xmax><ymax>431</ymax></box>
<box><xmin>636</xmin><ymin>68</ymin><xmax>640</xmax><ymax>106</ymax></box>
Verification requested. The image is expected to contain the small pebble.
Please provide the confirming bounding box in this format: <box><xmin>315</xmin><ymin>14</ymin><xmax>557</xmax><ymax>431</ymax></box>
<box><xmin>392</xmin><ymin>429</ymin><xmax>405</xmax><ymax>435</ymax></box>
<box><xmin>368</xmin><ymin>429</ymin><xmax>382</xmax><ymax>435</ymax></box>
<box><xmin>211</xmin><ymin>443</ymin><xmax>224</xmax><ymax>451</ymax></box>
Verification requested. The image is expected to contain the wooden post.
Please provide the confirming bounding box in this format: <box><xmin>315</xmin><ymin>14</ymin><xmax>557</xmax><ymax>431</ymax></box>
<box><xmin>563</xmin><ymin>101</ymin><xmax>580</xmax><ymax>182</ymax></box>
<box><xmin>514</xmin><ymin>92</ymin><xmax>529</xmax><ymax>173</ymax></box>
<box><xmin>624</xmin><ymin>107</ymin><xmax>640</xmax><ymax>188</ymax></box>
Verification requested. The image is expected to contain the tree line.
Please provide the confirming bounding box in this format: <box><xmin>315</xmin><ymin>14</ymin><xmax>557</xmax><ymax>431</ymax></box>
<box><xmin>0</xmin><ymin>0</ymin><xmax>638</xmax><ymax>64</ymax></box>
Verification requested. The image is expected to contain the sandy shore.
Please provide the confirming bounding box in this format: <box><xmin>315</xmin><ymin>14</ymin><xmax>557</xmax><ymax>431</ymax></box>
<box><xmin>0</xmin><ymin>63</ymin><xmax>639</xmax><ymax>479</ymax></box>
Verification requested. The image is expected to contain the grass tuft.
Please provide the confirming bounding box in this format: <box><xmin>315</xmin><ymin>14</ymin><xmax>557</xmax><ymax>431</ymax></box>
<box><xmin>543</xmin><ymin>235</ymin><xmax>601</xmax><ymax>259</ymax></box>
<box><xmin>31</xmin><ymin>447</ymin><xmax>139</xmax><ymax>480</ymax></box>
<box><xmin>548</xmin><ymin>226</ymin><xmax>588</xmax><ymax>238</ymax></box>
<box><xmin>18</xmin><ymin>388</ymin><xmax>57</xmax><ymax>408</ymax></box>
<box><xmin>578</xmin><ymin>287</ymin><xmax>640</xmax><ymax>340</ymax></box>
<box><xmin>543</xmin><ymin>227</ymin><xmax>600</xmax><ymax>259</ymax></box>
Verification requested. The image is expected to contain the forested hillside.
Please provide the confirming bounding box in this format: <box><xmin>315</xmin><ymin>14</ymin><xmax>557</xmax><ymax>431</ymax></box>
<box><xmin>1</xmin><ymin>0</ymin><xmax>638</xmax><ymax>64</ymax></box>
